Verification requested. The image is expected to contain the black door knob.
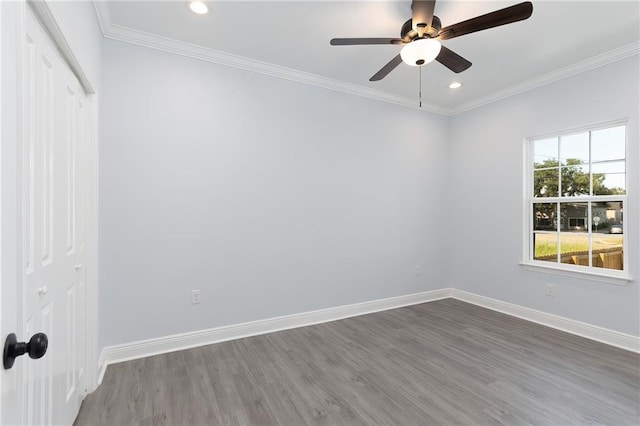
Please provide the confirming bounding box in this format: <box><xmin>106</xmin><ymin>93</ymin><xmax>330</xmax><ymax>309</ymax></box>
<box><xmin>3</xmin><ymin>333</ymin><xmax>48</xmax><ymax>370</ymax></box>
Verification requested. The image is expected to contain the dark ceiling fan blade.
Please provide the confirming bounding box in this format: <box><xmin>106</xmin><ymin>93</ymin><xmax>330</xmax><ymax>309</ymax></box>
<box><xmin>330</xmin><ymin>38</ymin><xmax>404</xmax><ymax>46</ymax></box>
<box><xmin>437</xmin><ymin>1</ymin><xmax>533</xmax><ymax>41</ymax></box>
<box><xmin>369</xmin><ymin>54</ymin><xmax>403</xmax><ymax>81</ymax></box>
<box><xmin>436</xmin><ymin>46</ymin><xmax>472</xmax><ymax>73</ymax></box>
<box><xmin>411</xmin><ymin>0</ymin><xmax>436</xmax><ymax>34</ymax></box>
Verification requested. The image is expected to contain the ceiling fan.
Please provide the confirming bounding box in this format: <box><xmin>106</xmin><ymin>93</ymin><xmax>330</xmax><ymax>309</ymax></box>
<box><xmin>330</xmin><ymin>1</ymin><xmax>533</xmax><ymax>81</ymax></box>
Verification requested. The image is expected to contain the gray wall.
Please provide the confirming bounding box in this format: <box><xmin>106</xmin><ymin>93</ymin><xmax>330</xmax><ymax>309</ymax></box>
<box><xmin>448</xmin><ymin>56</ymin><xmax>639</xmax><ymax>336</ymax></box>
<box><xmin>99</xmin><ymin>39</ymin><xmax>639</xmax><ymax>349</ymax></box>
<box><xmin>99</xmin><ymin>40</ymin><xmax>450</xmax><ymax>347</ymax></box>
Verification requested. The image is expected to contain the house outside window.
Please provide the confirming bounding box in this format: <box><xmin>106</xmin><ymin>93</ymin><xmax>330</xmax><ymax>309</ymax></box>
<box><xmin>526</xmin><ymin>122</ymin><xmax>626</xmax><ymax>275</ymax></box>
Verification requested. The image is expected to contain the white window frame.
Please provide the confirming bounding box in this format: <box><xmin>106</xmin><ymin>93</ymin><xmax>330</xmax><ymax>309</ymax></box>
<box><xmin>521</xmin><ymin>119</ymin><xmax>631</xmax><ymax>285</ymax></box>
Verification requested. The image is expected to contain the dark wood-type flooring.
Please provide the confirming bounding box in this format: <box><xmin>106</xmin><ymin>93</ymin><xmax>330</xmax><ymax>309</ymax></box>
<box><xmin>75</xmin><ymin>299</ymin><xmax>640</xmax><ymax>425</ymax></box>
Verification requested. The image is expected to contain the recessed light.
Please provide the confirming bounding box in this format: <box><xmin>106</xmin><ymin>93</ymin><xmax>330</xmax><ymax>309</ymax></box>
<box><xmin>449</xmin><ymin>82</ymin><xmax>462</xmax><ymax>89</ymax></box>
<box><xmin>189</xmin><ymin>1</ymin><xmax>208</xmax><ymax>15</ymax></box>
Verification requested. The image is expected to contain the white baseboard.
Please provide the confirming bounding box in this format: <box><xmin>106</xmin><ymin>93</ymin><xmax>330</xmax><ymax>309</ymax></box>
<box><xmin>98</xmin><ymin>288</ymin><xmax>451</xmax><ymax>383</ymax></box>
<box><xmin>451</xmin><ymin>289</ymin><xmax>640</xmax><ymax>353</ymax></box>
<box><xmin>98</xmin><ymin>287</ymin><xmax>640</xmax><ymax>384</ymax></box>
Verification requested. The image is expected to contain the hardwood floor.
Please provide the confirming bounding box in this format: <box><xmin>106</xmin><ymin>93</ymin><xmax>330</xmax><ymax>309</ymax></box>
<box><xmin>75</xmin><ymin>299</ymin><xmax>640</xmax><ymax>425</ymax></box>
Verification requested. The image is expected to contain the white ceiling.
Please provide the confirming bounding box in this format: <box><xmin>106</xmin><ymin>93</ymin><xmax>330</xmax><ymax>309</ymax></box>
<box><xmin>96</xmin><ymin>1</ymin><xmax>640</xmax><ymax>114</ymax></box>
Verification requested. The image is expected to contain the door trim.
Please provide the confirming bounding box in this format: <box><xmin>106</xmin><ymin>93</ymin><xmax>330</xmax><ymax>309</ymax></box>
<box><xmin>1</xmin><ymin>1</ymin><xmax>25</xmax><ymax>424</ymax></box>
<box><xmin>28</xmin><ymin>1</ymin><xmax>93</xmax><ymax>95</ymax></box>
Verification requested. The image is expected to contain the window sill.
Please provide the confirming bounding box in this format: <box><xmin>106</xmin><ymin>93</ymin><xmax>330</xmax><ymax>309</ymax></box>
<box><xmin>519</xmin><ymin>262</ymin><xmax>632</xmax><ymax>286</ymax></box>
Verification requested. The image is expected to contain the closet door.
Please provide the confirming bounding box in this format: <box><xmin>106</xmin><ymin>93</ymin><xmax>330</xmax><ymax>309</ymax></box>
<box><xmin>20</xmin><ymin>6</ymin><xmax>87</xmax><ymax>425</ymax></box>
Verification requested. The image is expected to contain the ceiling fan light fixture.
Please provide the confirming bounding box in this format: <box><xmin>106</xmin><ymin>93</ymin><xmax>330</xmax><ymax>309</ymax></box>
<box><xmin>400</xmin><ymin>39</ymin><xmax>441</xmax><ymax>66</ymax></box>
<box><xmin>189</xmin><ymin>1</ymin><xmax>208</xmax><ymax>15</ymax></box>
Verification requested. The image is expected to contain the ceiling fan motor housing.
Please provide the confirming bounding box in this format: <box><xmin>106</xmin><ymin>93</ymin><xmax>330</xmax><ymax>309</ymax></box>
<box><xmin>401</xmin><ymin>16</ymin><xmax>442</xmax><ymax>40</ymax></box>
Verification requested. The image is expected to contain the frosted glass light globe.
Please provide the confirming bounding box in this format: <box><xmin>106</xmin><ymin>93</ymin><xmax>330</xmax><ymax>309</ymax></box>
<box><xmin>400</xmin><ymin>39</ymin><xmax>442</xmax><ymax>66</ymax></box>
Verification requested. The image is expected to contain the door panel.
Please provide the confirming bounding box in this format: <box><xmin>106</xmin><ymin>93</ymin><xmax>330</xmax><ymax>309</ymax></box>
<box><xmin>21</xmin><ymin>6</ymin><xmax>87</xmax><ymax>425</ymax></box>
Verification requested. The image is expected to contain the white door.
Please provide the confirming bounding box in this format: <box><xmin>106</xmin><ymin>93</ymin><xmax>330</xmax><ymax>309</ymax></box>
<box><xmin>2</xmin><ymin>3</ymin><xmax>88</xmax><ymax>425</ymax></box>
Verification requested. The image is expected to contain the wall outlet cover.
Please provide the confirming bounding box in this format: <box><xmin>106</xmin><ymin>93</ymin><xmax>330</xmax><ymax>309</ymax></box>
<box><xmin>545</xmin><ymin>283</ymin><xmax>556</xmax><ymax>297</ymax></box>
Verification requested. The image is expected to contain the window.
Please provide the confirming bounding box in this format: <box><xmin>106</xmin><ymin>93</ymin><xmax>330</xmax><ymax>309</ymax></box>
<box><xmin>526</xmin><ymin>123</ymin><xmax>626</xmax><ymax>274</ymax></box>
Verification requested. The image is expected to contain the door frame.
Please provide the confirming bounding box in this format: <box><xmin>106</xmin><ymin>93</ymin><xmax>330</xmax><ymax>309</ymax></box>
<box><xmin>0</xmin><ymin>0</ymin><xmax>99</xmax><ymax>423</ymax></box>
<box><xmin>1</xmin><ymin>1</ymin><xmax>23</xmax><ymax>424</ymax></box>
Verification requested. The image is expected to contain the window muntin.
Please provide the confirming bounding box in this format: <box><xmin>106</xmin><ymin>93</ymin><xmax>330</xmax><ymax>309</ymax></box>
<box><xmin>528</xmin><ymin>124</ymin><xmax>626</xmax><ymax>273</ymax></box>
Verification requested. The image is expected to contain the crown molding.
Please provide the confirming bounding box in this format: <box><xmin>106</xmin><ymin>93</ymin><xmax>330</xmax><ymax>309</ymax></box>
<box><xmin>452</xmin><ymin>41</ymin><xmax>640</xmax><ymax>115</ymax></box>
<box><xmin>93</xmin><ymin>2</ymin><xmax>638</xmax><ymax>116</ymax></box>
<box><xmin>100</xmin><ymin>21</ymin><xmax>452</xmax><ymax>115</ymax></box>
<box><xmin>92</xmin><ymin>0</ymin><xmax>112</xmax><ymax>36</ymax></box>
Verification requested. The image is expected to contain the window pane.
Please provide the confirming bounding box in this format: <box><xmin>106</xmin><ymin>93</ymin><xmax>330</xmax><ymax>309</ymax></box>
<box><xmin>560</xmin><ymin>202</ymin><xmax>587</xmax><ymax>232</ymax></box>
<box><xmin>592</xmin><ymin>126</ymin><xmax>625</xmax><ymax>162</ymax></box>
<box><xmin>559</xmin><ymin>202</ymin><xmax>588</xmax><ymax>266</ymax></box>
<box><xmin>561</xmin><ymin>164</ymin><xmax>590</xmax><ymax>197</ymax></box>
<box><xmin>592</xmin><ymin>161</ymin><xmax>625</xmax><ymax>195</ymax></box>
<box><xmin>533</xmin><ymin>232</ymin><xmax>557</xmax><ymax>262</ymax></box>
<box><xmin>560</xmin><ymin>132</ymin><xmax>589</xmax><ymax>165</ymax></box>
<box><xmin>533</xmin><ymin>203</ymin><xmax>558</xmax><ymax>262</ymax></box>
<box><xmin>533</xmin><ymin>168</ymin><xmax>558</xmax><ymax>197</ymax></box>
<box><xmin>592</xmin><ymin>201</ymin><xmax>623</xmax><ymax>230</ymax></box>
<box><xmin>533</xmin><ymin>203</ymin><xmax>557</xmax><ymax>231</ymax></box>
<box><xmin>560</xmin><ymin>232</ymin><xmax>590</xmax><ymax>266</ymax></box>
<box><xmin>592</xmin><ymin>201</ymin><xmax>623</xmax><ymax>271</ymax></box>
<box><xmin>534</xmin><ymin>138</ymin><xmax>558</xmax><ymax>168</ymax></box>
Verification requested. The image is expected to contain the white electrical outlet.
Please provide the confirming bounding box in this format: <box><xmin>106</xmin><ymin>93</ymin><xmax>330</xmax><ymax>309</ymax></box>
<box><xmin>191</xmin><ymin>289</ymin><xmax>202</xmax><ymax>304</ymax></box>
<box><xmin>415</xmin><ymin>265</ymin><xmax>421</xmax><ymax>276</ymax></box>
<box><xmin>545</xmin><ymin>283</ymin><xmax>556</xmax><ymax>297</ymax></box>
